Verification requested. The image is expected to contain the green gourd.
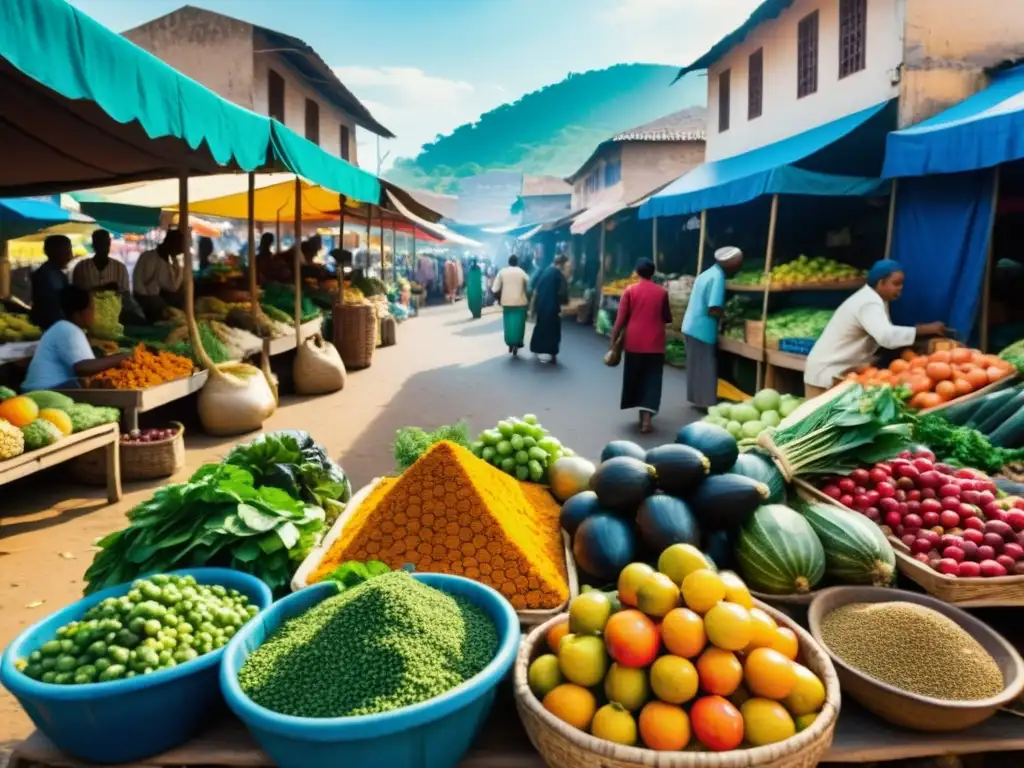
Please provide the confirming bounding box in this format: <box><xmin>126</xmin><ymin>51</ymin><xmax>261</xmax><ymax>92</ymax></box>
<box><xmin>736</xmin><ymin>504</ymin><xmax>825</xmax><ymax>595</ymax></box>
<box><xmin>799</xmin><ymin>502</ymin><xmax>895</xmax><ymax>586</ymax></box>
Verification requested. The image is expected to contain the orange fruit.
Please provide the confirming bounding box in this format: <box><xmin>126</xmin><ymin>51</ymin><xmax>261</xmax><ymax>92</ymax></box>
<box><xmin>917</xmin><ymin>392</ymin><xmax>943</xmax><ymax>409</ymax></box>
<box><xmin>929</xmin><ymin>350</ymin><xmax>951</xmax><ymax>364</ymax></box>
<box><xmin>909</xmin><ymin>356</ymin><xmax>929</xmax><ymax>369</ymax></box>
<box><xmin>638</xmin><ymin>701</ymin><xmax>691</xmax><ymax>751</ymax></box>
<box><xmin>926</xmin><ymin>362</ymin><xmax>952</xmax><ymax>381</ymax></box>
<box><xmin>0</xmin><ymin>395</ymin><xmax>38</xmax><ymax>428</ymax></box>
<box><xmin>703</xmin><ymin>602</ymin><xmax>753</xmax><ymax>651</ymax></box>
<box><xmin>617</xmin><ymin>562</ymin><xmax>656</xmax><ymax>607</ymax></box>
<box><xmin>661</xmin><ymin>608</ymin><xmax>706</xmax><ymax>658</ymax></box>
<box><xmin>953</xmin><ymin>378</ymin><xmax>973</xmax><ymax>396</ymax></box>
<box><xmin>935</xmin><ymin>380</ymin><xmax>956</xmax><ymax>401</ymax></box>
<box><xmin>719</xmin><ymin>571</ymin><xmax>753</xmax><ymax>609</ymax></box>
<box><xmin>742</xmin><ymin>698</ymin><xmax>796</xmax><ymax>746</ymax></box>
<box><xmin>650</xmin><ymin>655</ymin><xmax>699</xmax><ymax>704</ymax></box>
<box><xmin>988</xmin><ymin>366</ymin><xmax>1008</xmax><ymax>383</ymax></box>
<box><xmin>591</xmin><ymin>703</ymin><xmax>638</xmax><ymax>746</ymax></box>
<box><xmin>696</xmin><ymin>647</ymin><xmax>743</xmax><ymax>696</ymax></box>
<box><xmin>546</xmin><ymin>616</ymin><xmax>569</xmax><ymax>654</ymax></box>
<box><xmin>784</xmin><ymin>664</ymin><xmax>827</xmax><ymax>716</ymax></box>
<box><xmin>604</xmin><ymin>609</ymin><xmax>660</xmax><ymax>669</ymax></box>
<box><xmin>744</xmin><ymin>607</ymin><xmax>779</xmax><ymax>651</ymax></box>
<box><xmin>965</xmin><ymin>367</ymin><xmax>990</xmax><ymax>390</ymax></box>
<box><xmin>604</xmin><ymin>663</ymin><xmax>650</xmax><ymax>712</ymax></box>
<box><xmin>681</xmin><ymin>569</ymin><xmax>726</xmax><ymax>614</ymax></box>
<box><xmin>771</xmin><ymin>626</ymin><xmax>800</xmax><ymax>661</ymax></box>
<box><xmin>889</xmin><ymin>359</ymin><xmax>909</xmax><ymax>374</ymax></box>
<box><xmin>637</xmin><ymin>572</ymin><xmax>682</xmax><ymax>617</ymax></box>
<box><xmin>901</xmin><ymin>349</ymin><xmax>917</xmax><ymax>362</ymax></box>
<box><xmin>543</xmin><ymin>683</ymin><xmax>597</xmax><ymax>730</ymax></box>
<box><xmin>745</xmin><ymin>648</ymin><xmax>797</xmax><ymax>700</ymax></box>
<box><xmin>690</xmin><ymin>695</ymin><xmax>744</xmax><ymax>751</ymax></box>
<box><xmin>950</xmin><ymin>348</ymin><xmax>973</xmax><ymax>365</ymax></box>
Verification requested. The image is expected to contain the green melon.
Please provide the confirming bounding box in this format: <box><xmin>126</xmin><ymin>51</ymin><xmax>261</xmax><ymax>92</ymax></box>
<box><xmin>799</xmin><ymin>502</ymin><xmax>895</xmax><ymax>586</ymax></box>
<box><xmin>737</xmin><ymin>505</ymin><xmax>825</xmax><ymax>595</ymax></box>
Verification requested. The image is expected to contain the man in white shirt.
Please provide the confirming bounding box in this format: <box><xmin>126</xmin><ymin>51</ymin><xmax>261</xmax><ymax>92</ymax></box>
<box><xmin>491</xmin><ymin>254</ymin><xmax>530</xmax><ymax>356</ymax></box>
<box><xmin>804</xmin><ymin>259</ymin><xmax>946</xmax><ymax>397</ymax></box>
<box><xmin>73</xmin><ymin>230</ymin><xmax>130</xmax><ymax>295</ymax></box>
<box><xmin>133</xmin><ymin>229</ymin><xmax>184</xmax><ymax>322</ymax></box>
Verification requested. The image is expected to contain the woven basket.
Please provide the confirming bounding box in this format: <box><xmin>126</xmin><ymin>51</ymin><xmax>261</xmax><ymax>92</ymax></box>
<box><xmin>71</xmin><ymin>422</ymin><xmax>185</xmax><ymax>484</ymax></box>
<box><xmin>514</xmin><ymin>604</ymin><xmax>840</xmax><ymax>768</ymax></box>
<box><xmin>334</xmin><ymin>303</ymin><xmax>375</xmax><ymax>371</ymax></box>
<box><xmin>380</xmin><ymin>316</ymin><xmax>397</xmax><ymax>347</ymax></box>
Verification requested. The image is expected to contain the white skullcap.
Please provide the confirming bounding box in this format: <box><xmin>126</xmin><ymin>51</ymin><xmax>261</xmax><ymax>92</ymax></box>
<box><xmin>715</xmin><ymin>246</ymin><xmax>742</xmax><ymax>263</ymax></box>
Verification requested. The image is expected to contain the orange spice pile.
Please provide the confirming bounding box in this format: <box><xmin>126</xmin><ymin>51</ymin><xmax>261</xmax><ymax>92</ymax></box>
<box><xmin>310</xmin><ymin>441</ymin><xmax>569</xmax><ymax>611</ymax></box>
<box><xmin>85</xmin><ymin>345</ymin><xmax>195</xmax><ymax>390</ymax></box>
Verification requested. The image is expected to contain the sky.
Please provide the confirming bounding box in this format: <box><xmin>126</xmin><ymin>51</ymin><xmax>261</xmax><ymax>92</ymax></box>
<box><xmin>68</xmin><ymin>0</ymin><xmax>763</xmax><ymax>170</ymax></box>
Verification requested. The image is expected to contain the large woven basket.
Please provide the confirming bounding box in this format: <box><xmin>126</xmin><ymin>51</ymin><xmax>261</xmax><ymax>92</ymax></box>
<box><xmin>514</xmin><ymin>603</ymin><xmax>841</xmax><ymax>768</ymax></box>
<box><xmin>71</xmin><ymin>422</ymin><xmax>185</xmax><ymax>484</ymax></box>
<box><xmin>334</xmin><ymin>303</ymin><xmax>375</xmax><ymax>371</ymax></box>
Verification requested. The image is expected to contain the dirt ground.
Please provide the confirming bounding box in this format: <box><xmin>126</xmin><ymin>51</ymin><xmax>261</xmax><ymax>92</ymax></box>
<box><xmin>0</xmin><ymin>303</ymin><xmax>697</xmax><ymax>748</ymax></box>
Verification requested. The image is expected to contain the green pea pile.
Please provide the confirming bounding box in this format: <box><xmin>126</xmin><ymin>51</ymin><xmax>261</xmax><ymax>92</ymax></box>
<box><xmin>18</xmin><ymin>574</ymin><xmax>258</xmax><ymax>685</ymax></box>
<box><xmin>238</xmin><ymin>571</ymin><xmax>499</xmax><ymax>718</ymax></box>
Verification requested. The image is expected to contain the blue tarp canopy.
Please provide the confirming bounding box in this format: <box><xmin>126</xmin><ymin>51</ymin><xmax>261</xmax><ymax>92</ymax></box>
<box><xmin>0</xmin><ymin>197</ymin><xmax>95</xmax><ymax>241</ymax></box>
<box><xmin>639</xmin><ymin>102</ymin><xmax>891</xmax><ymax>220</ymax></box>
<box><xmin>883</xmin><ymin>64</ymin><xmax>1024</xmax><ymax>178</ymax></box>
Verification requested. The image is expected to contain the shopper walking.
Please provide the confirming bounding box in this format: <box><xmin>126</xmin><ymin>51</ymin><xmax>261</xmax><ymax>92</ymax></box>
<box><xmin>466</xmin><ymin>258</ymin><xmax>483</xmax><ymax>319</ymax></box>
<box><xmin>529</xmin><ymin>254</ymin><xmax>570</xmax><ymax>364</ymax></box>
<box><xmin>611</xmin><ymin>259</ymin><xmax>673</xmax><ymax>433</ymax></box>
<box><xmin>491</xmin><ymin>254</ymin><xmax>530</xmax><ymax>356</ymax></box>
<box><xmin>681</xmin><ymin>246</ymin><xmax>744</xmax><ymax>409</ymax></box>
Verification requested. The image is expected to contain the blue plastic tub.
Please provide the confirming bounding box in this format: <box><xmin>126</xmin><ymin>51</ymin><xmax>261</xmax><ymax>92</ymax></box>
<box><xmin>221</xmin><ymin>573</ymin><xmax>520</xmax><ymax>768</ymax></box>
<box><xmin>0</xmin><ymin>568</ymin><xmax>272</xmax><ymax>764</ymax></box>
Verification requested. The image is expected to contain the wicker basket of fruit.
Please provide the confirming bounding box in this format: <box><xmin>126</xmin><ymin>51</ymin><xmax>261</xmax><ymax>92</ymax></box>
<box><xmin>513</xmin><ymin>548</ymin><xmax>840</xmax><ymax>768</ymax></box>
<box><xmin>71</xmin><ymin>423</ymin><xmax>185</xmax><ymax>484</ymax></box>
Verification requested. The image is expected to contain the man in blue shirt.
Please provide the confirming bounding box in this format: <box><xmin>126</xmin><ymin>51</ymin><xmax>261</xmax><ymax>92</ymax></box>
<box><xmin>22</xmin><ymin>286</ymin><xmax>130</xmax><ymax>391</ymax></box>
<box><xmin>29</xmin><ymin>235</ymin><xmax>73</xmax><ymax>330</ymax></box>
<box><xmin>681</xmin><ymin>246</ymin><xmax>745</xmax><ymax>408</ymax></box>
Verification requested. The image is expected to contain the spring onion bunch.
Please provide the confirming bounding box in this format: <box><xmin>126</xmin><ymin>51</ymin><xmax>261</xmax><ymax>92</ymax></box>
<box><xmin>758</xmin><ymin>383</ymin><xmax>913</xmax><ymax>477</ymax></box>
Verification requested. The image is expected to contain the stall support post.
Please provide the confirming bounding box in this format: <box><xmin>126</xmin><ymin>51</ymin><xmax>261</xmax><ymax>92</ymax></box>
<box><xmin>652</xmin><ymin>217</ymin><xmax>659</xmax><ymax>270</ymax></box>
<box><xmin>595</xmin><ymin>222</ymin><xmax>607</xmax><ymax>330</ymax></box>
<box><xmin>757</xmin><ymin>194</ymin><xmax>780</xmax><ymax>390</ymax></box>
<box><xmin>338</xmin><ymin>194</ymin><xmax>346</xmax><ymax>307</ymax></box>
<box><xmin>366</xmin><ymin>206</ymin><xmax>373</xmax><ymax>274</ymax></box>
<box><xmin>980</xmin><ymin>166</ymin><xmax>1002</xmax><ymax>352</ymax></box>
<box><xmin>293</xmin><ymin>177</ymin><xmax>302</xmax><ymax>345</ymax></box>
<box><xmin>275</xmin><ymin>214</ymin><xmax>281</xmax><ymax>254</ymax></box>
<box><xmin>697</xmin><ymin>210</ymin><xmax>707</xmax><ymax>274</ymax></box>
<box><xmin>247</xmin><ymin>174</ymin><xmax>257</xmax><ymax>321</ymax></box>
<box><xmin>0</xmin><ymin>240</ymin><xmax>9</xmax><ymax>300</ymax></box>
<box><xmin>392</xmin><ymin>225</ymin><xmax>398</xmax><ymax>282</ymax></box>
<box><xmin>884</xmin><ymin>179</ymin><xmax>899</xmax><ymax>260</ymax></box>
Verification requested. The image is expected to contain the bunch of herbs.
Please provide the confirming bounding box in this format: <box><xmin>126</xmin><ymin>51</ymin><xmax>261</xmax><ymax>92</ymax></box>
<box><xmin>393</xmin><ymin>422</ymin><xmax>470</xmax><ymax>471</ymax></box>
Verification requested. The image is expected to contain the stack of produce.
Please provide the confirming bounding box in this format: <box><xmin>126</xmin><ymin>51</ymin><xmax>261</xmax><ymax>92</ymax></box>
<box><xmin>730</xmin><ymin>256</ymin><xmax>864</xmax><ymax>288</ymax></box>
<box><xmin>120</xmin><ymin>425</ymin><xmax>180</xmax><ymax>444</ymax></box>
<box><xmin>530</xmin><ymin>546</ymin><xmax>828</xmax><ymax>750</ymax></box>
<box><xmin>721</xmin><ymin>296</ymin><xmax>760</xmax><ymax>341</ymax></box>
<box><xmin>84</xmin><ymin>345</ymin><xmax>195</xmax><ymax>389</ymax></box>
<box><xmin>87</xmin><ymin>292</ymin><xmax>124</xmax><ymax>340</ymax></box>
<box><xmin>665</xmin><ymin>338</ymin><xmax>686</xmax><ymax>367</ymax></box>
<box><xmin>342</xmin><ymin>282</ymin><xmax>369</xmax><ymax>305</ymax></box>
<box><xmin>163</xmin><ymin>322</ymin><xmax>232</xmax><ymax>365</ymax></box>
<box><xmin>471</xmin><ymin>414</ymin><xmax>576</xmax><ymax>484</ymax></box>
<box><xmin>703</xmin><ymin>388</ymin><xmax>803</xmax><ymax>444</ymax></box>
<box><xmin>853</xmin><ymin>348</ymin><xmax>1014</xmax><ymax>409</ymax></box>
<box><xmin>813</xmin><ymin>447</ymin><xmax>1024</xmax><ymax>579</ymax></box>
<box><xmin>1000</xmin><ymin>338</ymin><xmax>1024</xmax><ymax>374</ymax></box>
<box><xmin>764</xmin><ymin>308</ymin><xmax>833</xmax><ymax>343</ymax></box>
<box><xmin>308</xmin><ymin>441</ymin><xmax>570</xmax><ymax>612</ymax></box>
<box><xmin>602</xmin><ymin>274</ymin><xmax>639</xmax><ymax>297</ymax></box>
<box><xmin>261</xmin><ymin>283</ymin><xmax>321</xmax><ymax>323</ymax></box>
<box><xmin>207</xmin><ymin>321</ymin><xmax>264</xmax><ymax>360</ymax></box>
<box><xmin>225</xmin><ymin>307</ymin><xmax>282</xmax><ymax>339</ymax></box>
<box><xmin>921</xmin><ymin>380</ymin><xmax>1024</xmax><ymax>450</ymax></box>
<box><xmin>0</xmin><ymin>390</ymin><xmax>120</xmax><ymax>460</ymax></box>
<box><xmin>0</xmin><ymin>311</ymin><xmax>41</xmax><ymax>342</ymax></box>
<box><xmin>16</xmin><ymin>574</ymin><xmax>259</xmax><ymax>684</ymax></box>
<box><xmin>237</xmin><ymin>571</ymin><xmax>499</xmax><ymax>717</ymax></box>
<box><xmin>85</xmin><ymin>463</ymin><xmax>328</xmax><ymax>595</ymax></box>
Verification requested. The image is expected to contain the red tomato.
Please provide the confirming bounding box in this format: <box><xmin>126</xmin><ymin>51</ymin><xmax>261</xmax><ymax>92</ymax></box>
<box><xmin>690</xmin><ymin>696</ymin><xmax>745</xmax><ymax>751</ymax></box>
<box><xmin>603</xmin><ymin>609</ymin><xmax>660</xmax><ymax>669</ymax></box>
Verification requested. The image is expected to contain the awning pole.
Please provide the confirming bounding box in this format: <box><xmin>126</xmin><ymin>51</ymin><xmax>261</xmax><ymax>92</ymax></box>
<box><xmin>697</xmin><ymin>210</ymin><xmax>707</xmax><ymax>274</ymax></box>
<box><xmin>247</xmin><ymin>174</ymin><xmax>257</xmax><ymax>322</ymax></box>
<box><xmin>367</xmin><ymin>205</ymin><xmax>373</xmax><ymax>275</ymax></box>
<box><xmin>338</xmin><ymin>194</ymin><xmax>346</xmax><ymax>308</ymax></box>
<box><xmin>293</xmin><ymin>177</ymin><xmax>302</xmax><ymax>346</ymax></box>
<box><xmin>981</xmin><ymin>166</ymin><xmax>1002</xmax><ymax>352</ymax></box>
<box><xmin>652</xmin><ymin>216</ymin><xmax>659</xmax><ymax>270</ymax></box>
<box><xmin>392</xmin><ymin>224</ymin><xmax>398</xmax><ymax>282</ymax></box>
<box><xmin>275</xmin><ymin>214</ymin><xmax>281</xmax><ymax>255</ymax></box>
<box><xmin>758</xmin><ymin>194</ymin><xmax>780</xmax><ymax>390</ymax></box>
<box><xmin>596</xmin><ymin>223</ymin><xmax>607</xmax><ymax>328</ymax></box>
<box><xmin>884</xmin><ymin>178</ymin><xmax>899</xmax><ymax>260</ymax></box>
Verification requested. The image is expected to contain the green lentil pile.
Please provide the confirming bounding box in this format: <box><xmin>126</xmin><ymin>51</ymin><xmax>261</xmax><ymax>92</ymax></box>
<box><xmin>238</xmin><ymin>571</ymin><xmax>499</xmax><ymax>717</ymax></box>
<box><xmin>821</xmin><ymin>602</ymin><xmax>1004</xmax><ymax>701</ymax></box>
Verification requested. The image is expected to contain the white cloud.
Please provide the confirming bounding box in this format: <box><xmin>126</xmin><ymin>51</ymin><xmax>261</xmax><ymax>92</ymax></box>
<box><xmin>602</xmin><ymin>0</ymin><xmax>765</xmax><ymax>66</ymax></box>
<box><xmin>333</xmin><ymin>66</ymin><xmax>501</xmax><ymax>172</ymax></box>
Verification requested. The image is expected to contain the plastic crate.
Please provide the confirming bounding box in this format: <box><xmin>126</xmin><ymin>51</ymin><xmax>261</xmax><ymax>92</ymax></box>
<box><xmin>779</xmin><ymin>337</ymin><xmax>817</xmax><ymax>355</ymax></box>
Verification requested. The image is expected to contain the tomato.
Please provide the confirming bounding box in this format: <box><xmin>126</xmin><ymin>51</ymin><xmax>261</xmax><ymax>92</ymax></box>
<box><xmin>603</xmin><ymin>609</ymin><xmax>660</xmax><ymax>668</ymax></box>
<box><xmin>690</xmin><ymin>695</ymin><xmax>744</xmax><ymax>751</ymax></box>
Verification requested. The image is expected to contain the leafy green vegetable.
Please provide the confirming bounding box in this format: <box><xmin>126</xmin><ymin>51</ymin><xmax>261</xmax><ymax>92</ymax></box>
<box><xmin>913</xmin><ymin>412</ymin><xmax>1024</xmax><ymax>474</ymax></box>
<box><xmin>84</xmin><ymin>463</ymin><xmax>326</xmax><ymax>596</ymax></box>
<box><xmin>392</xmin><ymin>422</ymin><xmax>471</xmax><ymax>471</ymax></box>
<box><xmin>322</xmin><ymin>560</ymin><xmax>400</xmax><ymax>593</ymax></box>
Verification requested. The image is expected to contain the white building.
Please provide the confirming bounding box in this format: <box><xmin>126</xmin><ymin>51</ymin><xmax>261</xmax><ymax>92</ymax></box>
<box><xmin>123</xmin><ymin>6</ymin><xmax>392</xmax><ymax>166</ymax></box>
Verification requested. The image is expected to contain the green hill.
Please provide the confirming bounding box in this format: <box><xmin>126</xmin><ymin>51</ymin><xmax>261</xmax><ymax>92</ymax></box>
<box><xmin>386</xmin><ymin>64</ymin><xmax>705</xmax><ymax>193</ymax></box>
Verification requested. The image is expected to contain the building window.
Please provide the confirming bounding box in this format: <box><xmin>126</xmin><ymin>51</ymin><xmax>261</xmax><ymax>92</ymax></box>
<box><xmin>340</xmin><ymin>125</ymin><xmax>351</xmax><ymax>161</ymax></box>
<box><xmin>797</xmin><ymin>11</ymin><xmax>819</xmax><ymax>98</ymax></box>
<box><xmin>718</xmin><ymin>69</ymin><xmax>731</xmax><ymax>132</ymax></box>
<box><xmin>604</xmin><ymin>154</ymin><xmax>622</xmax><ymax>187</ymax></box>
<box><xmin>268</xmin><ymin>69</ymin><xmax>285</xmax><ymax>123</ymax></box>
<box><xmin>304</xmin><ymin>99</ymin><xmax>320</xmax><ymax>144</ymax></box>
<box><xmin>839</xmin><ymin>0</ymin><xmax>867</xmax><ymax>78</ymax></box>
<box><xmin>748</xmin><ymin>49</ymin><xmax>763</xmax><ymax>120</ymax></box>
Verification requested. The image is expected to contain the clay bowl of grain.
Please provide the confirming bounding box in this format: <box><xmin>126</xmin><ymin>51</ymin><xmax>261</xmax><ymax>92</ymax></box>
<box><xmin>808</xmin><ymin>586</ymin><xmax>1024</xmax><ymax>732</ymax></box>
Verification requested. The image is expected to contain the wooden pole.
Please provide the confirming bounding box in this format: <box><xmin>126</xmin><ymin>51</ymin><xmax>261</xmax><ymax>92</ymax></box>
<box><xmin>697</xmin><ymin>210</ymin><xmax>707</xmax><ymax>274</ymax></box>
<box><xmin>981</xmin><ymin>166</ymin><xmax>1002</xmax><ymax>352</ymax></box>
<box><xmin>293</xmin><ymin>177</ymin><xmax>302</xmax><ymax>345</ymax></box>
<box><xmin>652</xmin><ymin>216</ymin><xmax>659</xmax><ymax>270</ymax></box>
<box><xmin>884</xmin><ymin>178</ymin><xmax>899</xmax><ymax>260</ymax></box>
<box><xmin>757</xmin><ymin>194</ymin><xmax>781</xmax><ymax>390</ymax></box>
<box><xmin>392</xmin><ymin>224</ymin><xmax>398</xmax><ymax>282</ymax></box>
<box><xmin>595</xmin><ymin>223</ymin><xmax>607</xmax><ymax>329</ymax></box>
<box><xmin>247</xmin><ymin>174</ymin><xmax>257</xmax><ymax>321</ymax></box>
<box><xmin>275</xmin><ymin>214</ymin><xmax>280</xmax><ymax>255</ymax></box>
<box><xmin>338</xmin><ymin>195</ymin><xmax>346</xmax><ymax>304</ymax></box>
<box><xmin>367</xmin><ymin>205</ymin><xmax>373</xmax><ymax>275</ymax></box>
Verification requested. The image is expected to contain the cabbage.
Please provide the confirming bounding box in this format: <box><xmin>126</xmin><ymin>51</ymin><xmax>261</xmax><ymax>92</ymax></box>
<box><xmin>741</xmin><ymin>420</ymin><xmax>765</xmax><ymax>438</ymax></box>
<box><xmin>731</xmin><ymin>404</ymin><xmax>761</xmax><ymax>424</ymax></box>
<box><xmin>752</xmin><ymin>388</ymin><xmax>782</xmax><ymax>413</ymax></box>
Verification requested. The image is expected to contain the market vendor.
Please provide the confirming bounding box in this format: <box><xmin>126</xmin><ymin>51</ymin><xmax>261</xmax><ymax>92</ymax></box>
<box><xmin>21</xmin><ymin>286</ymin><xmax>130</xmax><ymax>391</ymax></box>
<box><xmin>28</xmin><ymin>235</ymin><xmax>73</xmax><ymax>330</ymax></box>
<box><xmin>681</xmin><ymin>246</ymin><xmax>745</xmax><ymax>409</ymax></box>
<box><xmin>804</xmin><ymin>259</ymin><xmax>947</xmax><ymax>398</ymax></box>
<box><xmin>72</xmin><ymin>230</ymin><xmax>130</xmax><ymax>297</ymax></box>
<box><xmin>197</xmin><ymin>236</ymin><xmax>215</xmax><ymax>272</ymax></box>
<box><xmin>133</xmin><ymin>229</ymin><xmax>184</xmax><ymax>322</ymax></box>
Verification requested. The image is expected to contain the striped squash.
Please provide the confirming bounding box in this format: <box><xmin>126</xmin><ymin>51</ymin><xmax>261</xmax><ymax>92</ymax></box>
<box><xmin>737</xmin><ymin>505</ymin><xmax>825</xmax><ymax>595</ymax></box>
<box><xmin>800</xmin><ymin>502</ymin><xmax>896</xmax><ymax>587</ymax></box>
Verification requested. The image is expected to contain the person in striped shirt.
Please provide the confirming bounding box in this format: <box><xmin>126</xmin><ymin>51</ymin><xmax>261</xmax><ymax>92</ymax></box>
<box><xmin>73</xmin><ymin>229</ymin><xmax>130</xmax><ymax>295</ymax></box>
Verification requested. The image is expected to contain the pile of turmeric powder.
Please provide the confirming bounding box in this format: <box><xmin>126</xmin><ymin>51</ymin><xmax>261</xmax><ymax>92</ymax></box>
<box><xmin>85</xmin><ymin>345</ymin><xmax>195</xmax><ymax>389</ymax></box>
<box><xmin>309</xmin><ymin>441</ymin><xmax>569</xmax><ymax>611</ymax></box>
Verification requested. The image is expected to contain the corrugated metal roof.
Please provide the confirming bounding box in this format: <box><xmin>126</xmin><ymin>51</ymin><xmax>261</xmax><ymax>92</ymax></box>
<box><xmin>675</xmin><ymin>0</ymin><xmax>795</xmax><ymax>81</ymax></box>
<box><xmin>612</xmin><ymin>107</ymin><xmax>707</xmax><ymax>142</ymax></box>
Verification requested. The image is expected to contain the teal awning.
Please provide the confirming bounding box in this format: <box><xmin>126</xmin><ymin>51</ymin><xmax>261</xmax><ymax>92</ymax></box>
<box><xmin>0</xmin><ymin>0</ymin><xmax>381</xmax><ymax>205</ymax></box>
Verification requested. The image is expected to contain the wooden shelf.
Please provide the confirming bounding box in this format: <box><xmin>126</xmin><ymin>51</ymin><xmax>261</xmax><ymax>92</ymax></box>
<box><xmin>57</xmin><ymin>371</ymin><xmax>209</xmax><ymax>432</ymax></box>
<box><xmin>727</xmin><ymin>279</ymin><xmax>865</xmax><ymax>293</ymax></box>
<box><xmin>765</xmin><ymin>348</ymin><xmax>808</xmax><ymax>372</ymax></box>
<box><xmin>0</xmin><ymin>423</ymin><xmax>120</xmax><ymax>503</ymax></box>
<box><xmin>263</xmin><ymin>317</ymin><xmax>324</xmax><ymax>357</ymax></box>
<box><xmin>718</xmin><ymin>335</ymin><xmax>764</xmax><ymax>362</ymax></box>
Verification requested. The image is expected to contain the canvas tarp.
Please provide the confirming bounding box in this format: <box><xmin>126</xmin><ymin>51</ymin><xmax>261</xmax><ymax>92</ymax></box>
<box><xmin>0</xmin><ymin>197</ymin><xmax>95</xmax><ymax>241</ymax></box>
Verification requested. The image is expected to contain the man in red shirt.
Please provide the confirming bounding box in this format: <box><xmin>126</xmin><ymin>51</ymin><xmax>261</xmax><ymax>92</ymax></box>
<box><xmin>611</xmin><ymin>259</ymin><xmax>673</xmax><ymax>433</ymax></box>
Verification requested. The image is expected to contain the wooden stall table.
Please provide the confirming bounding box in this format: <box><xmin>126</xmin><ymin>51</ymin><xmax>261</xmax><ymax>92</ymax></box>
<box><xmin>0</xmin><ymin>422</ymin><xmax>121</xmax><ymax>504</ymax></box>
<box><xmin>262</xmin><ymin>317</ymin><xmax>323</xmax><ymax>358</ymax></box>
<box><xmin>56</xmin><ymin>372</ymin><xmax>209</xmax><ymax>433</ymax></box>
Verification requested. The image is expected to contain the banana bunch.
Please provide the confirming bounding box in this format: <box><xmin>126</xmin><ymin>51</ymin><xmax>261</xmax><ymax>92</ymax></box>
<box><xmin>0</xmin><ymin>312</ymin><xmax>42</xmax><ymax>342</ymax></box>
